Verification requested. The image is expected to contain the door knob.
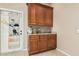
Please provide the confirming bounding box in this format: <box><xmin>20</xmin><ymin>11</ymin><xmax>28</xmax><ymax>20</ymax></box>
<box><xmin>20</xmin><ymin>30</ymin><xmax>22</xmax><ymax>35</ymax></box>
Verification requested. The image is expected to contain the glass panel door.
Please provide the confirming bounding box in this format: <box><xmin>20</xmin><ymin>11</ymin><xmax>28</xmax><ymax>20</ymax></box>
<box><xmin>1</xmin><ymin>9</ymin><xmax>23</xmax><ymax>53</ymax></box>
<box><xmin>8</xmin><ymin>12</ymin><xmax>22</xmax><ymax>49</ymax></box>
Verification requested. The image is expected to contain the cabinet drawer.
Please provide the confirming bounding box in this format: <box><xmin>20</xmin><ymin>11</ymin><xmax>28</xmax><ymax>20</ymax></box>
<box><xmin>29</xmin><ymin>35</ymin><xmax>39</xmax><ymax>39</ymax></box>
<box><xmin>48</xmin><ymin>34</ymin><xmax>56</xmax><ymax>39</ymax></box>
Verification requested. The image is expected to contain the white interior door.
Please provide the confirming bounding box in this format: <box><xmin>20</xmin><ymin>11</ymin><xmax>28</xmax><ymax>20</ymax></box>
<box><xmin>1</xmin><ymin>9</ymin><xmax>24</xmax><ymax>53</ymax></box>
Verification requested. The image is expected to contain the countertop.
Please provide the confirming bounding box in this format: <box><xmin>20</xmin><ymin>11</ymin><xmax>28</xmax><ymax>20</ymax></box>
<box><xmin>27</xmin><ymin>32</ymin><xmax>57</xmax><ymax>35</ymax></box>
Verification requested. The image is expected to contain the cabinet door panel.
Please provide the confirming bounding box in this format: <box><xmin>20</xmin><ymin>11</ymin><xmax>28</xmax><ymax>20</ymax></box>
<box><xmin>28</xmin><ymin>4</ymin><xmax>37</xmax><ymax>25</ymax></box>
<box><xmin>39</xmin><ymin>35</ymin><xmax>48</xmax><ymax>52</ymax></box>
<box><xmin>48</xmin><ymin>34</ymin><xmax>56</xmax><ymax>49</ymax></box>
<box><xmin>35</xmin><ymin>5</ymin><xmax>44</xmax><ymax>25</ymax></box>
<box><xmin>29</xmin><ymin>35</ymin><xmax>39</xmax><ymax>54</ymax></box>
<box><xmin>44</xmin><ymin>8</ymin><xmax>53</xmax><ymax>26</ymax></box>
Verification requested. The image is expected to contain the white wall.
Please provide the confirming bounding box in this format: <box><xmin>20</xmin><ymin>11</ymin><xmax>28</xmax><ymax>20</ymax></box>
<box><xmin>53</xmin><ymin>3</ymin><xmax>79</xmax><ymax>56</ymax></box>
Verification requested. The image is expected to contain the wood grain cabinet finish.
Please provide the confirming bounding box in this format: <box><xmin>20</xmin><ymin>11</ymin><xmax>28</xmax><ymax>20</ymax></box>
<box><xmin>44</xmin><ymin>7</ymin><xmax>53</xmax><ymax>26</ymax></box>
<box><xmin>28</xmin><ymin>34</ymin><xmax>57</xmax><ymax>55</ymax></box>
<box><xmin>27</xmin><ymin>3</ymin><xmax>53</xmax><ymax>27</ymax></box>
<box><xmin>48</xmin><ymin>34</ymin><xmax>57</xmax><ymax>49</ymax></box>
<box><xmin>39</xmin><ymin>35</ymin><xmax>48</xmax><ymax>52</ymax></box>
<box><xmin>35</xmin><ymin>4</ymin><xmax>45</xmax><ymax>26</ymax></box>
<box><xmin>28</xmin><ymin>4</ymin><xmax>37</xmax><ymax>25</ymax></box>
<box><xmin>29</xmin><ymin>35</ymin><xmax>39</xmax><ymax>54</ymax></box>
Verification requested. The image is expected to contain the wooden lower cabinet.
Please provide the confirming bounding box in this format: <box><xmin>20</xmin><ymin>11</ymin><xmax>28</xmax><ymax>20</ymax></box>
<box><xmin>39</xmin><ymin>35</ymin><xmax>48</xmax><ymax>52</ymax></box>
<box><xmin>48</xmin><ymin>34</ymin><xmax>57</xmax><ymax>50</ymax></box>
<box><xmin>28</xmin><ymin>34</ymin><xmax>57</xmax><ymax>55</ymax></box>
<box><xmin>29</xmin><ymin>35</ymin><xmax>39</xmax><ymax>55</ymax></box>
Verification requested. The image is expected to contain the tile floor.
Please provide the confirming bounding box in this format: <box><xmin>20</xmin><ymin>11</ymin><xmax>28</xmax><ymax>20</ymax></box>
<box><xmin>31</xmin><ymin>50</ymin><xmax>66</xmax><ymax>56</ymax></box>
<box><xmin>0</xmin><ymin>49</ymin><xmax>66</xmax><ymax>56</ymax></box>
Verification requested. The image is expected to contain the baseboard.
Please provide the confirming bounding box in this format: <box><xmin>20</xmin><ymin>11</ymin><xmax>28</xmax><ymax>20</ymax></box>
<box><xmin>56</xmin><ymin>48</ymin><xmax>71</xmax><ymax>56</ymax></box>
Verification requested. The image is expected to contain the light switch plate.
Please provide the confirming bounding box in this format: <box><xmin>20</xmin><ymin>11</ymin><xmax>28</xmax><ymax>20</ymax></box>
<box><xmin>77</xmin><ymin>29</ymin><xmax>79</xmax><ymax>33</ymax></box>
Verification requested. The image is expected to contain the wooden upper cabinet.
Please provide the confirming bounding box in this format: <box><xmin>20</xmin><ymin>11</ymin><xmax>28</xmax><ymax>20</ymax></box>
<box><xmin>27</xmin><ymin>3</ymin><xmax>53</xmax><ymax>27</ymax></box>
<box><xmin>44</xmin><ymin>7</ymin><xmax>53</xmax><ymax>26</ymax></box>
<box><xmin>35</xmin><ymin>4</ymin><xmax>45</xmax><ymax>26</ymax></box>
<box><xmin>28</xmin><ymin>4</ymin><xmax>37</xmax><ymax>25</ymax></box>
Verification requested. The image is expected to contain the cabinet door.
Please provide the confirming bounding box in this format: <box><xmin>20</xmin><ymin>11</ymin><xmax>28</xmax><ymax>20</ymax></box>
<box><xmin>29</xmin><ymin>35</ymin><xmax>39</xmax><ymax>54</ymax></box>
<box><xmin>48</xmin><ymin>34</ymin><xmax>57</xmax><ymax>49</ymax></box>
<box><xmin>39</xmin><ymin>35</ymin><xmax>48</xmax><ymax>52</ymax></box>
<box><xmin>44</xmin><ymin>7</ymin><xmax>53</xmax><ymax>26</ymax></box>
<box><xmin>28</xmin><ymin>4</ymin><xmax>37</xmax><ymax>26</ymax></box>
<box><xmin>28</xmin><ymin>3</ymin><xmax>53</xmax><ymax>26</ymax></box>
<box><xmin>35</xmin><ymin>4</ymin><xmax>44</xmax><ymax>26</ymax></box>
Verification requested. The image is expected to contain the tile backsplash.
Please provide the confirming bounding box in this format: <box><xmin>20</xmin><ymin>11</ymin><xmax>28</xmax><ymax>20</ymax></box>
<box><xmin>28</xmin><ymin>26</ymin><xmax>52</xmax><ymax>34</ymax></box>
